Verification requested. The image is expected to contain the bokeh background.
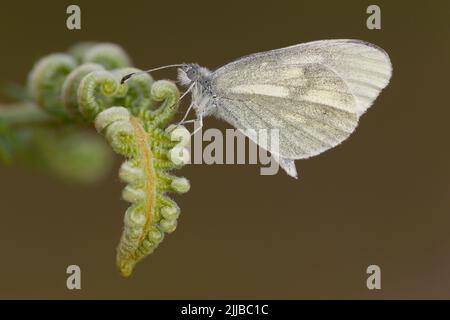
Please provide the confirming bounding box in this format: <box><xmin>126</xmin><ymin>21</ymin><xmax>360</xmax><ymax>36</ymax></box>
<box><xmin>0</xmin><ymin>0</ymin><xmax>449</xmax><ymax>299</ymax></box>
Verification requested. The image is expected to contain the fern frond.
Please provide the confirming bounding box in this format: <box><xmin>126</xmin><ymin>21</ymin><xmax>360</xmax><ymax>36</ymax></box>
<box><xmin>95</xmin><ymin>107</ymin><xmax>190</xmax><ymax>277</ymax></box>
<box><xmin>0</xmin><ymin>42</ymin><xmax>191</xmax><ymax>277</ymax></box>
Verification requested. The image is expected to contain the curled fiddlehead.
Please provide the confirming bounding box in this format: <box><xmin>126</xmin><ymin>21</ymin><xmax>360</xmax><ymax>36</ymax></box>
<box><xmin>1</xmin><ymin>42</ymin><xmax>191</xmax><ymax>277</ymax></box>
<box><xmin>27</xmin><ymin>53</ymin><xmax>77</xmax><ymax>118</ymax></box>
<box><xmin>139</xmin><ymin>80</ymin><xmax>180</xmax><ymax>128</ymax></box>
<box><xmin>81</xmin><ymin>43</ymin><xmax>132</xmax><ymax>69</ymax></box>
<box><xmin>75</xmin><ymin>68</ymin><xmax>156</xmax><ymax>121</ymax></box>
<box><xmin>68</xmin><ymin>42</ymin><xmax>132</xmax><ymax>69</ymax></box>
<box><xmin>62</xmin><ymin>63</ymin><xmax>105</xmax><ymax>119</ymax></box>
<box><xmin>76</xmin><ymin>70</ymin><xmax>124</xmax><ymax>120</ymax></box>
<box><xmin>112</xmin><ymin>68</ymin><xmax>155</xmax><ymax>114</ymax></box>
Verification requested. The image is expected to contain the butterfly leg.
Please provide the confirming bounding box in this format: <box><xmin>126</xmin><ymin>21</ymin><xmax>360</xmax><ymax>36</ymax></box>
<box><xmin>174</xmin><ymin>82</ymin><xmax>196</xmax><ymax>125</ymax></box>
<box><xmin>176</xmin><ymin>101</ymin><xmax>195</xmax><ymax>126</ymax></box>
<box><xmin>190</xmin><ymin>114</ymin><xmax>203</xmax><ymax>137</ymax></box>
<box><xmin>178</xmin><ymin>82</ymin><xmax>195</xmax><ymax>103</ymax></box>
<box><xmin>178</xmin><ymin>119</ymin><xmax>197</xmax><ymax>125</ymax></box>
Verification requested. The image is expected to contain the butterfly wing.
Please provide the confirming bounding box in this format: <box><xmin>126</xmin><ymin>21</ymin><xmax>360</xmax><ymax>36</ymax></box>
<box><xmin>212</xmin><ymin>39</ymin><xmax>392</xmax><ymax>116</ymax></box>
<box><xmin>210</xmin><ymin>39</ymin><xmax>391</xmax><ymax>164</ymax></box>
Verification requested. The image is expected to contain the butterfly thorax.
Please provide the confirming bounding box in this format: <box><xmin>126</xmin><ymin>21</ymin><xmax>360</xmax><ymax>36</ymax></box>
<box><xmin>178</xmin><ymin>64</ymin><xmax>217</xmax><ymax>117</ymax></box>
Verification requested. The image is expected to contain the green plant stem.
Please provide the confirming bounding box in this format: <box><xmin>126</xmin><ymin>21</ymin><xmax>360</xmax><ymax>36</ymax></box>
<box><xmin>0</xmin><ymin>102</ymin><xmax>69</xmax><ymax>128</ymax></box>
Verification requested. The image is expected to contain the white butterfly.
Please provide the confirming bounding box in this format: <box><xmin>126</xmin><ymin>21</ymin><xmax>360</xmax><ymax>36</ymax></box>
<box><xmin>127</xmin><ymin>40</ymin><xmax>392</xmax><ymax>178</ymax></box>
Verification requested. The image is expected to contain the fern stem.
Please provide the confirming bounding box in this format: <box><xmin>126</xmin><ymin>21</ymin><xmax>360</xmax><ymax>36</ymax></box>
<box><xmin>0</xmin><ymin>102</ymin><xmax>65</xmax><ymax>127</ymax></box>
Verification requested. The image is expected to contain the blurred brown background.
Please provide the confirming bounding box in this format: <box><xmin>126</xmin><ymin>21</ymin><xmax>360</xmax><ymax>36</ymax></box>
<box><xmin>0</xmin><ymin>0</ymin><xmax>449</xmax><ymax>299</ymax></box>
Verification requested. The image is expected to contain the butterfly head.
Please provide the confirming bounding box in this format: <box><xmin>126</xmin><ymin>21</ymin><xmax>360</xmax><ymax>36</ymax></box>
<box><xmin>177</xmin><ymin>64</ymin><xmax>211</xmax><ymax>87</ymax></box>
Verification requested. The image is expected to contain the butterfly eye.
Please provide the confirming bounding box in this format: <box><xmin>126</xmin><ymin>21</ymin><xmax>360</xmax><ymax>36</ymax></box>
<box><xmin>187</xmin><ymin>68</ymin><xmax>197</xmax><ymax>79</ymax></box>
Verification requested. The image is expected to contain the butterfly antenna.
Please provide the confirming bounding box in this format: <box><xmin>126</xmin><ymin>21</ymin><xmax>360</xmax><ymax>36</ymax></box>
<box><xmin>120</xmin><ymin>64</ymin><xmax>184</xmax><ymax>84</ymax></box>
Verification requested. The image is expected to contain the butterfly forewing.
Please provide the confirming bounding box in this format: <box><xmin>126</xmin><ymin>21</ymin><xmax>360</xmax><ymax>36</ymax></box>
<box><xmin>210</xmin><ymin>39</ymin><xmax>391</xmax><ymax>160</ymax></box>
<box><xmin>213</xmin><ymin>39</ymin><xmax>392</xmax><ymax>116</ymax></box>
